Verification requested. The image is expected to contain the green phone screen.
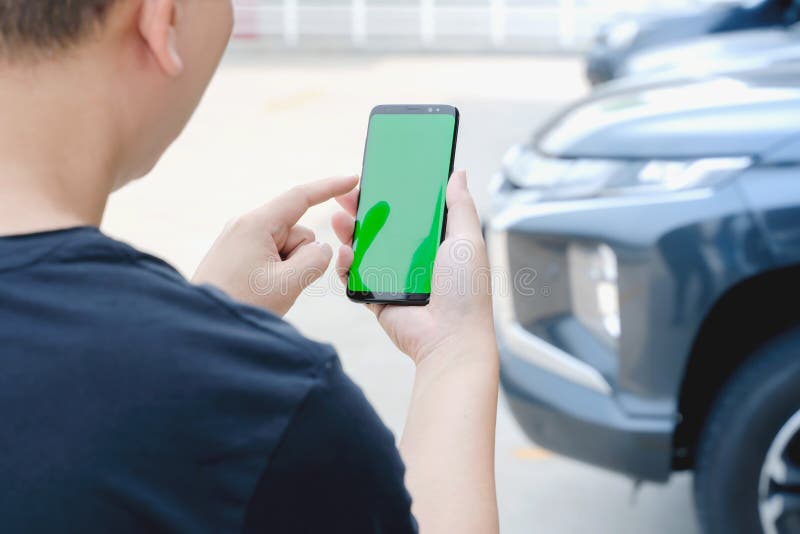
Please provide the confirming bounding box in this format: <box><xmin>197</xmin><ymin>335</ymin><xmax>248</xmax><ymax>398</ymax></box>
<box><xmin>349</xmin><ymin>112</ymin><xmax>457</xmax><ymax>295</ymax></box>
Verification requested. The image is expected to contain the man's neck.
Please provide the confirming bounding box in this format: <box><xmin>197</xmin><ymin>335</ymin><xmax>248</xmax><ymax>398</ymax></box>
<box><xmin>0</xmin><ymin>54</ymin><xmax>120</xmax><ymax>236</ymax></box>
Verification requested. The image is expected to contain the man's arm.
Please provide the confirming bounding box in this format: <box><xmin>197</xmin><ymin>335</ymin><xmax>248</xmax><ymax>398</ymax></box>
<box><xmin>400</xmin><ymin>338</ymin><xmax>499</xmax><ymax>534</ymax></box>
<box><xmin>333</xmin><ymin>170</ymin><xmax>500</xmax><ymax>533</ymax></box>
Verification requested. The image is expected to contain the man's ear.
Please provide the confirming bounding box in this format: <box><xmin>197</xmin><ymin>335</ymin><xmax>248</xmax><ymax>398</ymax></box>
<box><xmin>139</xmin><ymin>0</ymin><xmax>183</xmax><ymax>76</ymax></box>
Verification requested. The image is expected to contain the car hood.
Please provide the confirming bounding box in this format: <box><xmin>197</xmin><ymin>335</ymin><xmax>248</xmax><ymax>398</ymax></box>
<box><xmin>538</xmin><ymin>65</ymin><xmax>800</xmax><ymax>160</ymax></box>
<box><xmin>622</xmin><ymin>25</ymin><xmax>800</xmax><ymax>80</ymax></box>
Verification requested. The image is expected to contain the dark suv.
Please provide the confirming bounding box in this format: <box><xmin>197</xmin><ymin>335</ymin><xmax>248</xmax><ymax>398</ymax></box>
<box><xmin>587</xmin><ymin>0</ymin><xmax>800</xmax><ymax>85</ymax></box>
<box><xmin>487</xmin><ymin>64</ymin><xmax>800</xmax><ymax>534</ymax></box>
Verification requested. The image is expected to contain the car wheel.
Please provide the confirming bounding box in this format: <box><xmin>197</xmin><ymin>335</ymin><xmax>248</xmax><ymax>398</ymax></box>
<box><xmin>694</xmin><ymin>328</ymin><xmax>800</xmax><ymax>534</ymax></box>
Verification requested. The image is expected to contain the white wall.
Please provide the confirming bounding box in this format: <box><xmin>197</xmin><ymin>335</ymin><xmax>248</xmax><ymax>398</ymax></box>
<box><xmin>231</xmin><ymin>0</ymin><xmax>720</xmax><ymax>51</ymax></box>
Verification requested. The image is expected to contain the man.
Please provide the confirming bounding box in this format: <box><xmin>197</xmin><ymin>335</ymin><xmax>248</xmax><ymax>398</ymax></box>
<box><xmin>0</xmin><ymin>1</ymin><xmax>499</xmax><ymax>533</ymax></box>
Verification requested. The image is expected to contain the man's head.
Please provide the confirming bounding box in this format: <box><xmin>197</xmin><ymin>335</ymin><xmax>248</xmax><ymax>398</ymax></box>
<box><xmin>0</xmin><ymin>0</ymin><xmax>116</xmax><ymax>52</ymax></box>
<box><xmin>0</xmin><ymin>0</ymin><xmax>234</xmax><ymax>188</ymax></box>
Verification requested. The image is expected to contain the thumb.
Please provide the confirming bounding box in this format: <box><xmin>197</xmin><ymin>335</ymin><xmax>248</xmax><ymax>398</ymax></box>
<box><xmin>445</xmin><ymin>170</ymin><xmax>482</xmax><ymax>239</ymax></box>
<box><xmin>280</xmin><ymin>241</ymin><xmax>333</xmax><ymax>295</ymax></box>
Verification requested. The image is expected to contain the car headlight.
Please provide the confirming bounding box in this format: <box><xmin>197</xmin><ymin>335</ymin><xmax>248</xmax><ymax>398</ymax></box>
<box><xmin>501</xmin><ymin>145</ymin><xmax>751</xmax><ymax>199</ymax></box>
<box><xmin>605</xmin><ymin>20</ymin><xmax>640</xmax><ymax>49</ymax></box>
<box><xmin>502</xmin><ymin>145</ymin><xmax>629</xmax><ymax>198</ymax></box>
<box><xmin>611</xmin><ymin>157</ymin><xmax>752</xmax><ymax>194</ymax></box>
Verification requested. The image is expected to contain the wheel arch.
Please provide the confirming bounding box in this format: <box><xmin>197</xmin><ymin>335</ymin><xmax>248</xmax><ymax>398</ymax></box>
<box><xmin>673</xmin><ymin>263</ymin><xmax>800</xmax><ymax>469</ymax></box>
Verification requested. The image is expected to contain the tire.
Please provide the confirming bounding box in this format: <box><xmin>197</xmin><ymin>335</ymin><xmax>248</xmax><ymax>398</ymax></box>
<box><xmin>694</xmin><ymin>327</ymin><xmax>800</xmax><ymax>534</ymax></box>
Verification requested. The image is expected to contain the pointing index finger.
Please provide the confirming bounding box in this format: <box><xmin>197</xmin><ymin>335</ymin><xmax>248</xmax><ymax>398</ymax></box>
<box><xmin>260</xmin><ymin>175</ymin><xmax>359</xmax><ymax>229</ymax></box>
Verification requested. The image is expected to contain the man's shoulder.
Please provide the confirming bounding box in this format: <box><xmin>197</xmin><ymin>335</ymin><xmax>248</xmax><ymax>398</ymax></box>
<box><xmin>42</xmin><ymin>229</ymin><xmax>342</xmax><ymax>461</ymax></box>
<box><xmin>38</xmin><ymin>228</ymin><xmax>337</xmax><ymax>378</ymax></box>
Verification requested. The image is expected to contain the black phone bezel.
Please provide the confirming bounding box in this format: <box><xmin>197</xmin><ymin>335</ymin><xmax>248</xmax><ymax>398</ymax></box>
<box><xmin>347</xmin><ymin>104</ymin><xmax>460</xmax><ymax>307</ymax></box>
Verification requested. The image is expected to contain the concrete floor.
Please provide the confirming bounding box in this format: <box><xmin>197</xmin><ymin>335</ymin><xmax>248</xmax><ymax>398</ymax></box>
<box><xmin>103</xmin><ymin>51</ymin><xmax>701</xmax><ymax>534</ymax></box>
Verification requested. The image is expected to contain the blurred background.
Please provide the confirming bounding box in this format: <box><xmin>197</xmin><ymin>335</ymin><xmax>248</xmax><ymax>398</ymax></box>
<box><xmin>103</xmin><ymin>1</ymin><xmax>800</xmax><ymax>532</ymax></box>
<box><xmin>228</xmin><ymin>0</ymin><xmax>736</xmax><ymax>51</ymax></box>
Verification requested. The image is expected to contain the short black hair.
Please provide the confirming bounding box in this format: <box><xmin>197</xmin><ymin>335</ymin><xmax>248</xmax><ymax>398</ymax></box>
<box><xmin>0</xmin><ymin>0</ymin><xmax>115</xmax><ymax>53</ymax></box>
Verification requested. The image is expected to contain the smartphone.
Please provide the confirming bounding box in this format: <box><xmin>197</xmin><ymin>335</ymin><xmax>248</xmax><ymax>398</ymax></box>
<box><xmin>347</xmin><ymin>104</ymin><xmax>460</xmax><ymax>306</ymax></box>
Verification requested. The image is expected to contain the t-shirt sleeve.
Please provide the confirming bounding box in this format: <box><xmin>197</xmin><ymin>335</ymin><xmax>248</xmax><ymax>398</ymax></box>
<box><xmin>242</xmin><ymin>357</ymin><xmax>418</xmax><ymax>534</ymax></box>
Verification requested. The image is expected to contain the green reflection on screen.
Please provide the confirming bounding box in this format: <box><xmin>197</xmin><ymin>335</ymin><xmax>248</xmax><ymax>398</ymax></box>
<box><xmin>349</xmin><ymin>113</ymin><xmax>456</xmax><ymax>295</ymax></box>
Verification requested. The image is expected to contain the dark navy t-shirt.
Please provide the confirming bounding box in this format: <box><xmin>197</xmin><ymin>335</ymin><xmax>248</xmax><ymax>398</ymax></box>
<box><xmin>0</xmin><ymin>227</ymin><xmax>417</xmax><ymax>533</ymax></box>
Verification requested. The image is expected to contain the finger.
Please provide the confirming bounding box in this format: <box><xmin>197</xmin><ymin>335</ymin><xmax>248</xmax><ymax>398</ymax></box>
<box><xmin>281</xmin><ymin>241</ymin><xmax>334</xmax><ymax>295</ymax></box>
<box><xmin>335</xmin><ymin>244</ymin><xmax>354</xmax><ymax>285</ymax></box>
<box><xmin>258</xmin><ymin>175</ymin><xmax>359</xmax><ymax>231</ymax></box>
<box><xmin>445</xmin><ymin>170</ymin><xmax>482</xmax><ymax>240</ymax></box>
<box><xmin>283</xmin><ymin>225</ymin><xmax>315</xmax><ymax>259</ymax></box>
<box><xmin>331</xmin><ymin>212</ymin><xmax>356</xmax><ymax>246</ymax></box>
<box><xmin>335</xmin><ymin>187</ymin><xmax>360</xmax><ymax>217</ymax></box>
<box><xmin>367</xmin><ymin>303</ymin><xmax>387</xmax><ymax>321</ymax></box>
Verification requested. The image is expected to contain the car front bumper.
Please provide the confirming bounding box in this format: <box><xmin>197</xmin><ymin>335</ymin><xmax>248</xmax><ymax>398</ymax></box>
<box><xmin>487</xmin><ymin>177</ymin><xmax>762</xmax><ymax>481</ymax></box>
<box><xmin>489</xmin><ymin>216</ymin><xmax>674</xmax><ymax>481</ymax></box>
<box><xmin>500</xmin><ymin>337</ymin><xmax>674</xmax><ymax>481</ymax></box>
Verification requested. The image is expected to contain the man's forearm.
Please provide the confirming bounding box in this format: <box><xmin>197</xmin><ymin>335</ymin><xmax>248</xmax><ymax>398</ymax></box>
<box><xmin>399</xmin><ymin>336</ymin><xmax>500</xmax><ymax>534</ymax></box>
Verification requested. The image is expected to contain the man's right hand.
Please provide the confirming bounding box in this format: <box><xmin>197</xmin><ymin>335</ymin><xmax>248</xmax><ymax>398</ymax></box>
<box><xmin>331</xmin><ymin>170</ymin><xmax>497</xmax><ymax>366</ymax></box>
<box><xmin>194</xmin><ymin>175</ymin><xmax>359</xmax><ymax>317</ymax></box>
